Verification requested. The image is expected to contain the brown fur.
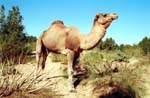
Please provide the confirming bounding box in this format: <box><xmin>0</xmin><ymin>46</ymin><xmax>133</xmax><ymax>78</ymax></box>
<box><xmin>36</xmin><ymin>13</ymin><xmax>118</xmax><ymax>91</ymax></box>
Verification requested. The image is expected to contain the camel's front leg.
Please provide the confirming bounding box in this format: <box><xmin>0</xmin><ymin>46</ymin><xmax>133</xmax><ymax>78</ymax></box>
<box><xmin>67</xmin><ymin>50</ymin><xmax>75</xmax><ymax>92</ymax></box>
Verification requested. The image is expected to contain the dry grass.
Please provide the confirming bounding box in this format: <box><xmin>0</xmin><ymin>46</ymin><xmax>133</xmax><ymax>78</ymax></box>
<box><xmin>0</xmin><ymin>63</ymin><xmax>56</xmax><ymax>98</ymax></box>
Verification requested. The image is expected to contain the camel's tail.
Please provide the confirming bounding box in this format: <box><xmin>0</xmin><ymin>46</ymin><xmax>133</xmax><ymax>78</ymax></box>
<box><xmin>36</xmin><ymin>36</ymin><xmax>47</xmax><ymax>70</ymax></box>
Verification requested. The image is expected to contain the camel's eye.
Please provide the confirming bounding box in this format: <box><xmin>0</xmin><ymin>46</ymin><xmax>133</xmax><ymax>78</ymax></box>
<box><xmin>103</xmin><ymin>14</ymin><xmax>107</xmax><ymax>17</ymax></box>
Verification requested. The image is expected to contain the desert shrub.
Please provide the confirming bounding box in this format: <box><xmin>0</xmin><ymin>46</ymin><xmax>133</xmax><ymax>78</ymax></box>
<box><xmin>91</xmin><ymin>62</ymin><xmax>145</xmax><ymax>98</ymax></box>
<box><xmin>80</xmin><ymin>50</ymin><xmax>129</xmax><ymax>66</ymax></box>
<box><xmin>0</xmin><ymin>62</ymin><xmax>56</xmax><ymax>97</ymax></box>
<box><xmin>114</xmin><ymin>51</ymin><xmax>129</xmax><ymax>62</ymax></box>
<box><xmin>80</xmin><ymin>50</ymin><xmax>145</xmax><ymax>98</ymax></box>
<box><xmin>79</xmin><ymin>51</ymin><xmax>116</xmax><ymax>77</ymax></box>
<box><xmin>81</xmin><ymin>54</ymin><xmax>148</xmax><ymax>98</ymax></box>
<box><xmin>0</xmin><ymin>63</ymin><xmax>19</xmax><ymax>76</ymax></box>
<box><xmin>80</xmin><ymin>51</ymin><xmax>104</xmax><ymax>66</ymax></box>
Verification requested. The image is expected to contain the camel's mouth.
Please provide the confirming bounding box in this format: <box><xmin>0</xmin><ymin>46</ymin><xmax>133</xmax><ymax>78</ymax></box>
<box><xmin>107</xmin><ymin>13</ymin><xmax>118</xmax><ymax>20</ymax></box>
<box><xmin>103</xmin><ymin>13</ymin><xmax>118</xmax><ymax>23</ymax></box>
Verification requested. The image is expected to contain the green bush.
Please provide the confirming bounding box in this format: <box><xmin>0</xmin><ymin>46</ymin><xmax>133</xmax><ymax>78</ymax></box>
<box><xmin>80</xmin><ymin>51</ymin><xmax>104</xmax><ymax>66</ymax></box>
<box><xmin>114</xmin><ymin>51</ymin><xmax>129</xmax><ymax>62</ymax></box>
<box><xmin>87</xmin><ymin>56</ymin><xmax>145</xmax><ymax>98</ymax></box>
<box><xmin>79</xmin><ymin>50</ymin><xmax>117</xmax><ymax>76</ymax></box>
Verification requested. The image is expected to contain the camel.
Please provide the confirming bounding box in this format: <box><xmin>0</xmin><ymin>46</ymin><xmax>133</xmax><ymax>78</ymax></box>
<box><xmin>36</xmin><ymin>13</ymin><xmax>118</xmax><ymax>92</ymax></box>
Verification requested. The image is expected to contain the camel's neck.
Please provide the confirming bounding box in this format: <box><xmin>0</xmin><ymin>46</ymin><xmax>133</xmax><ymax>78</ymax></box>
<box><xmin>80</xmin><ymin>23</ymin><xmax>106</xmax><ymax>49</ymax></box>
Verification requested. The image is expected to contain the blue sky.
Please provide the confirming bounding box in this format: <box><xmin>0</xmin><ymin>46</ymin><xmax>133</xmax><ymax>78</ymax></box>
<box><xmin>0</xmin><ymin>0</ymin><xmax>150</xmax><ymax>45</ymax></box>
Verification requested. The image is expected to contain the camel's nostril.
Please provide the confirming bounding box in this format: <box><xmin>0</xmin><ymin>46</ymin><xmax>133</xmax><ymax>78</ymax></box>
<box><xmin>115</xmin><ymin>15</ymin><xmax>118</xmax><ymax>19</ymax></box>
<box><xmin>112</xmin><ymin>15</ymin><xmax>118</xmax><ymax>20</ymax></box>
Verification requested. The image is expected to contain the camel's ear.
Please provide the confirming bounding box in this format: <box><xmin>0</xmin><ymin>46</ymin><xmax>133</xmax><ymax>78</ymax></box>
<box><xmin>94</xmin><ymin>13</ymin><xmax>106</xmax><ymax>24</ymax></box>
<box><xmin>103</xmin><ymin>13</ymin><xmax>107</xmax><ymax>17</ymax></box>
<box><xmin>96</xmin><ymin>13</ymin><xmax>103</xmax><ymax>18</ymax></box>
<box><xmin>95</xmin><ymin>13</ymin><xmax>106</xmax><ymax>24</ymax></box>
<box><xmin>94</xmin><ymin>13</ymin><xmax>101</xmax><ymax>22</ymax></box>
<box><xmin>96</xmin><ymin>14</ymin><xmax>99</xmax><ymax>19</ymax></box>
<box><xmin>95</xmin><ymin>13</ymin><xmax>104</xmax><ymax>20</ymax></box>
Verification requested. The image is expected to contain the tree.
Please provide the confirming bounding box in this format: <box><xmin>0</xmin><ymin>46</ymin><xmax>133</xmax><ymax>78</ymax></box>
<box><xmin>26</xmin><ymin>35</ymin><xmax>37</xmax><ymax>42</ymax></box>
<box><xmin>0</xmin><ymin>5</ymin><xmax>5</xmax><ymax>32</ymax></box>
<box><xmin>0</xmin><ymin>5</ymin><xmax>33</xmax><ymax>64</ymax></box>
<box><xmin>6</xmin><ymin>6</ymin><xmax>26</xmax><ymax>45</ymax></box>
<box><xmin>98</xmin><ymin>40</ymin><xmax>104</xmax><ymax>50</ymax></box>
<box><xmin>99</xmin><ymin>38</ymin><xmax>118</xmax><ymax>50</ymax></box>
<box><xmin>0</xmin><ymin>5</ymin><xmax>6</xmax><ymax>61</ymax></box>
<box><xmin>139</xmin><ymin>37</ymin><xmax>150</xmax><ymax>55</ymax></box>
<box><xmin>0</xmin><ymin>5</ymin><xmax>6</xmax><ymax>44</ymax></box>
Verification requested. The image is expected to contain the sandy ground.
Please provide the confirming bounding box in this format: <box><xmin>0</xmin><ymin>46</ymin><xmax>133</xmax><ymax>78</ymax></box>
<box><xmin>142</xmin><ymin>65</ymin><xmax>150</xmax><ymax>98</ymax></box>
<box><xmin>15</xmin><ymin>57</ymin><xmax>96</xmax><ymax>98</ymax></box>
<box><xmin>13</xmin><ymin>57</ymin><xmax>150</xmax><ymax>98</ymax></box>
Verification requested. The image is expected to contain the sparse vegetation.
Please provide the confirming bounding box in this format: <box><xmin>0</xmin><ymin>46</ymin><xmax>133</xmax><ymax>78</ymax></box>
<box><xmin>0</xmin><ymin>62</ymin><xmax>56</xmax><ymax>98</ymax></box>
<box><xmin>79</xmin><ymin>50</ymin><xmax>129</xmax><ymax>67</ymax></box>
<box><xmin>0</xmin><ymin>4</ymin><xmax>149</xmax><ymax>98</ymax></box>
<box><xmin>79</xmin><ymin>49</ymin><xmax>149</xmax><ymax>98</ymax></box>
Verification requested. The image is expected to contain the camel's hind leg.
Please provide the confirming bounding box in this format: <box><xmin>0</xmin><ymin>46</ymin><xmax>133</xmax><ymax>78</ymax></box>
<box><xmin>41</xmin><ymin>47</ymin><xmax>48</xmax><ymax>69</ymax></box>
<box><xmin>35</xmin><ymin>37</ymin><xmax>43</xmax><ymax>77</ymax></box>
<box><xmin>35</xmin><ymin>38</ymin><xmax>48</xmax><ymax>80</ymax></box>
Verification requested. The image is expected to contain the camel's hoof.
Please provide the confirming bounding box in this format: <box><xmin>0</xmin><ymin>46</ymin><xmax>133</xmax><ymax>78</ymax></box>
<box><xmin>69</xmin><ymin>88</ymin><xmax>76</xmax><ymax>93</ymax></box>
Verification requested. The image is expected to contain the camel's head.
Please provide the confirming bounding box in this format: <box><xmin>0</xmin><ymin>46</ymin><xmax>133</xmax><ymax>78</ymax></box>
<box><xmin>94</xmin><ymin>13</ymin><xmax>118</xmax><ymax>27</ymax></box>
